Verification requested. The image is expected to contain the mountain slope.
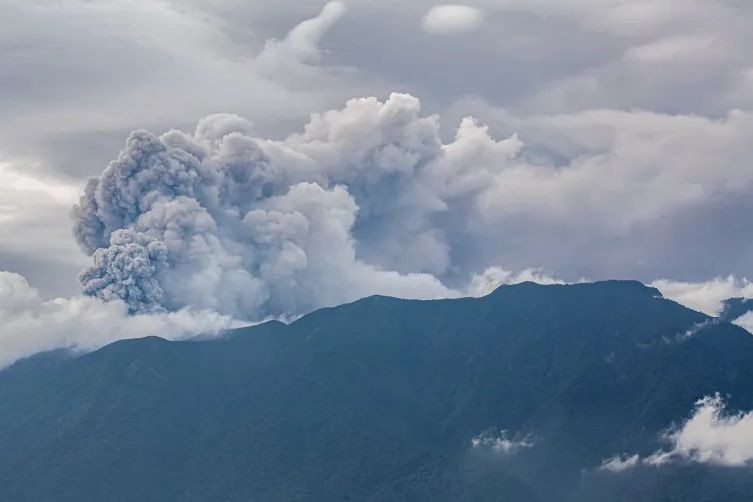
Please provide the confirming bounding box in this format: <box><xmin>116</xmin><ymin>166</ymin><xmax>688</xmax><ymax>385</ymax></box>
<box><xmin>720</xmin><ymin>297</ymin><xmax>753</xmax><ymax>321</ymax></box>
<box><xmin>1</xmin><ymin>281</ymin><xmax>753</xmax><ymax>501</ymax></box>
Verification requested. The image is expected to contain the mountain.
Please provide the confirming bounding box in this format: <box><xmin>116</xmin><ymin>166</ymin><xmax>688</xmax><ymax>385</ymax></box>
<box><xmin>2</xmin><ymin>281</ymin><xmax>753</xmax><ymax>501</ymax></box>
<box><xmin>719</xmin><ymin>297</ymin><xmax>753</xmax><ymax>322</ymax></box>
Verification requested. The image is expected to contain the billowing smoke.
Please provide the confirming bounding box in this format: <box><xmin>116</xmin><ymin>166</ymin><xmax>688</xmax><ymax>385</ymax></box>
<box><xmin>72</xmin><ymin>91</ymin><xmax>753</xmax><ymax>322</ymax></box>
<box><xmin>73</xmin><ymin>93</ymin><xmax>516</xmax><ymax>318</ymax></box>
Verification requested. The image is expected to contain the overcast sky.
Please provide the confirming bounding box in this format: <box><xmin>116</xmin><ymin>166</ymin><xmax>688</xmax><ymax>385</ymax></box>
<box><xmin>2</xmin><ymin>0</ymin><xmax>753</xmax><ymax>364</ymax></box>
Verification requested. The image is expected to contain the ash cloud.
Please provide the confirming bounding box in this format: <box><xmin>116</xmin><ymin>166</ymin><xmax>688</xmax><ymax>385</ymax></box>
<box><xmin>72</xmin><ymin>90</ymin><xmax>753</xmax><ymax>322</ymax></box>
<box><xmin>73</xmin><ymin>94</ymin><xmax>465</xmax><ymax>319</ymax></box>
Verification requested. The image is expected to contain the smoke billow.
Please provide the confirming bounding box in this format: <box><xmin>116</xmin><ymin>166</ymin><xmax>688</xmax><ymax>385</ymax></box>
<box><xmin>75</xmin><ymin>91</ymin><xmax>753</xmax><ymax>323</ymax></box>
<box><xmin>73</xmin><ymin>94</ymin><xmax>520</xmax><ymax>319</ymax></box>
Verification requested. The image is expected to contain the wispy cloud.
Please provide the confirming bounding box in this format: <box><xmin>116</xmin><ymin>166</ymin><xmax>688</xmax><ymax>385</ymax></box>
<box><xmin>471</xmin><ymin>429</ymin><xmax>535</xmax><ymax>454</ymax></box>
<box><xmin>651</xmin><ymin>277</ymin><xmax>753</xmax><ymax>316</ymax></box>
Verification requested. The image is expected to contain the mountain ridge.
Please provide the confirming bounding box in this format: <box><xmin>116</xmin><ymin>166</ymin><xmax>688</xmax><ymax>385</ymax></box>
<box><xmin>1</xmin><ymin>280</ymin><xmax>752</xmax><ymax>501</ymax></box>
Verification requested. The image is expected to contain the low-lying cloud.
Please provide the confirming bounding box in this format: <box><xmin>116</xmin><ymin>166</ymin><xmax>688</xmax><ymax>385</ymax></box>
<box><xmin>471</xmin><ymin>429</ymin><xmax>535</xmax><ymax>454</ymax></box>
<box><xmin>600</xmin><ymin>394</ymin><xmax>753</xmax><ymax>471</ymax></box>
<box><xmin>0</xmin><ymin>270</ymin><xmax>236</xmax><ymax>370</ymax></box>
<box><xmin>599</xmin><ymin>454</ymin><xmax>640</xmax><ymax>473</ymax></box>
<box><xmin>650</xmin><ymin>277</ymin><xmax>753</xmax><ymax>316</ymax></box>
<box><xmin>0</xmin><ymin>261</ymin><xmax>555</xmax><ymax>368</ymax></box>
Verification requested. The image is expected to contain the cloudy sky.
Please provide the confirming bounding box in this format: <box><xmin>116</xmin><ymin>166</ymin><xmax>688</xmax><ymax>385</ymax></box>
<box><xmin>3</xmin><ymin>0</ymin><xmax>753</xmax><ymax>365</ymax></box>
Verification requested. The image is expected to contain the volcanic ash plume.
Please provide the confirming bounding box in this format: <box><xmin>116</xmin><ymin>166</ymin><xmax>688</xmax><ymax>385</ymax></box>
<box><xmin>73</xmin><ymin>94</ymin><xmax>524</xmax><ymax>319</ymax></box>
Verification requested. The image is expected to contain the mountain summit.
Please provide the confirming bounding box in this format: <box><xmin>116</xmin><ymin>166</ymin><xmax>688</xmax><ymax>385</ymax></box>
<box><xmin>1</xmin><ymin>281</ymin><xmax>752</xmax><ymax>501</ymax></box>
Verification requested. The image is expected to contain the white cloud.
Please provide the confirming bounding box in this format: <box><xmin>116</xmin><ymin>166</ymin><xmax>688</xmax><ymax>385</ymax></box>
<box><xmin>651</xmin><ymin>277</ymin><xmax>753</xmax><ymax>316</ymax></box>
<box><xmin>471</xmin><ymin>429</ymin><xmax>535</xmax><ymax>454</ymax></box>
<box><xmin>422</xmin><ymin>5</ymin><xmax>483</xmax><ymax>35</ymax></box>
<box><xmin>0</xmin><ymin>270</ymin><xmax>237</xmax><ymax>370</ymax></box>
<box><xmin>599</xmin><ymin>454</ymin><xmax>640</xmax><ymax>472</ymax></box>
<box><xmin>450</xmin><ymin>103</ymin><xmax>753</xmax><ymax>281</ymax></box>
<box><xmin>258</xmin><ymin>1</ymin><xmax>347</xmax><ymax>71</ymax></box>
<box><xmin>600</xmin><ymin>394</ymin><xmax>753</xmax><ymax>471</ymax></box>
<box><xmin>466</xmin><ymin>266</ymin><xmax>566</xmax><ymax>297</ymax></box>
<box><xmin>282</xmin><ymin>1</ymin><xmax>346</xmax><ymax>62</ymax></box>
<box><xmin>732</xmin><ymin>312</ymin><xmax>753</xmax><ymax>334</ymax></box>
<box><xmin>661</xmin><ymin>394</ymin><xmax>753</xmax><ymax>466</ymax></box>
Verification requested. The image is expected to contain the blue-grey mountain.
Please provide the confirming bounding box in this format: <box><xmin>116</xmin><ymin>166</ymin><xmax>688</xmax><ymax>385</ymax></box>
<box><xmin>1</xmin><ymin>281</ymin><xmax>752</xmax><ymax>501</ymax></box>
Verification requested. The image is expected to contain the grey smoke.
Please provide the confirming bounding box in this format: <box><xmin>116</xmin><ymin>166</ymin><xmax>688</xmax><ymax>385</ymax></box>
<box><xmin>73</xmin><ymin>91</ymin><xmax>753</xmax><ymax>321</ymax></box>
<box><xmin>73</xmin><ymin>95</ymin><xmax>463</xmax><ymax>318</ymax></box>
<box><xmin>79</xmin><ymin>230</ymin><xmax>168</xmax><ymax>313</ymax></box>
